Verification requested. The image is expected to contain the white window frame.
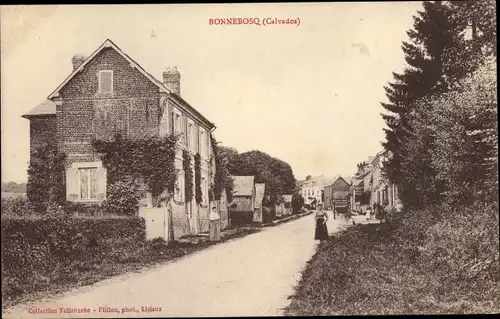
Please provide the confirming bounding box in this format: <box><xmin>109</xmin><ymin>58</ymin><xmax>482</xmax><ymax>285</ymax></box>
<box><xmin>72</xmin><ymin>161</ymin><xmax>103</xmax><ymax>202</ymax></box>
<box><xmin>98</xmin><ymin>70</ymin><xmax>113</xmax><ymax>94</ymax></box>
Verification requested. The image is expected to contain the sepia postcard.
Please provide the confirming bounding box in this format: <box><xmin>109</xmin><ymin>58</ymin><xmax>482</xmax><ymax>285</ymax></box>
<box><xmin>1</xmin><ymin>2</ymin><xmax>498</xmax><ymax>317</ymax></box>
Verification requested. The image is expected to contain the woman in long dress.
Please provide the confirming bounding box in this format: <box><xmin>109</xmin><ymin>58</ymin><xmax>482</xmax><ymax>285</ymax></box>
<box><xmin>209</xmin><ymin>206</ymin><xmax>221</xmax><ymax>242</ymax></box>
<box><xmin>315</xmin><ymin>204</ymin><xmax>329</xmax><ymax>243</ymax></box>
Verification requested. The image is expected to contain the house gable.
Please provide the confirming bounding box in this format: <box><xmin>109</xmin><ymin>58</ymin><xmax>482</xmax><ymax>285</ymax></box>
<box><xmin>331</xmin><ymin>177</ymin><xmax>350</xmax><ymax>191</ymax></box>
<box><xmin>58</xmin><ymin>46</ymin><xmax>160</xmax><ymax>100</ymax></box>
<box><xmin>48</xmin><ymin>39</ymin><xmax>169</xmax><ymax>100</ymax></box>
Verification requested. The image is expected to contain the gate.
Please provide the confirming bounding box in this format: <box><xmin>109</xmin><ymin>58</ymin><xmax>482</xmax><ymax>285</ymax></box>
<box><xmin>138</xmin><ymin>207</ymin><xmax>169</xmax><ymax>241</ymax></box>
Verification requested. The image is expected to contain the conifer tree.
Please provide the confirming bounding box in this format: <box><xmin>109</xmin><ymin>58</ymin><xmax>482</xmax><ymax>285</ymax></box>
<box><xmin>381</xmin><ymin>1</ymin><xmax>464</xmax><ymax>205</ymax></box>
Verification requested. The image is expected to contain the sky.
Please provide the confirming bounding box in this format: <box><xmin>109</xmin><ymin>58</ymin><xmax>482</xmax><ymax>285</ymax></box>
<box><xmin>1</xmin><ymin>2</ymin><xmax>423</xmax><ymax>184</ymax></box>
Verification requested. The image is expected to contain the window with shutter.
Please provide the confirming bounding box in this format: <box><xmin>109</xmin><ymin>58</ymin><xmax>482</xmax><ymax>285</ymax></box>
<box><xmin>68</xmin><ymin>162</ymin><xmax>107</xmax><ymax>202</ymax></box>
<box><xmin>98</xmin><ymin>70</ymin><xmax>113</xmax><ymax>94</ymax></box>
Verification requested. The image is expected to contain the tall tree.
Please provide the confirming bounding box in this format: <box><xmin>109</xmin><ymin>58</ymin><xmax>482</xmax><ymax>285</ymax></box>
<box><xmin>381</xmin><ymin>1</ymin><xmax>465</xmax><ymax>204</ymax></box>
<box><xmin>442</xmin><ymin>0</ymin><xmax>497</xmax><ymax>87</ymax></box>
<box><xmin>224</xmin><ymin>149</ymin><xmax>297</xmax><ymax>205</ymax></box>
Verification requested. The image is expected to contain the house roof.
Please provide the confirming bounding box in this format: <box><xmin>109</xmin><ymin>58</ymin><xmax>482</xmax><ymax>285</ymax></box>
<box><xmin>326</xmin><ymin>176</ymin><xmax>350</xmax><ymax>190</ymax></box>
<box><xmin>22</xmin><ymin>100</ymin><xmax>56</xmax><ymax>118</ymax></box>
<box><xmin>41</xmin><ymin>39</ymin><xmax>215</xmax><ymax>129</ymax></box>
<box><xmin>352</xmin><ymin>179</ymin><xmax>363</xmax><ymax>187</ymax></box>
<box><xmin>283</xmin><ymin>195</ymin><xmax>292</xmax><ymax>202</ymax></box>
<box><xmin>232</xmin><ymin>176</ymin><xmax>255</xmax><ymax>197</ymax></box>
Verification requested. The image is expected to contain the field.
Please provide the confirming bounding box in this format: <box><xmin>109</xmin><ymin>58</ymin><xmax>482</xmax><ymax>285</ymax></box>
<box><xmin>1</xmin><ymin>192</ymin><xmax>27</xmax><ymax>199</ymax></box>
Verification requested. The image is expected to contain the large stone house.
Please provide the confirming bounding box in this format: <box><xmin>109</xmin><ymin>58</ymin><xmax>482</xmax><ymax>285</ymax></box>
<box><xmin>298</xmin><ymin>175</ymin><xmax>335</xmax><ymax>208</ymax></box>
<box><xmin>22</xmin><ymin>39</ymin><xmax>217</xmax><ymax>236</ymax></box>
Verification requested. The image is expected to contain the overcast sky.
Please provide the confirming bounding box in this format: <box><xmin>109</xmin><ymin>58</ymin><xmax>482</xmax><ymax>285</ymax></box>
<box><xmin>1</xmin><ymin>3</ymin><xmax>422</xmax><ymax>183</ymax></box>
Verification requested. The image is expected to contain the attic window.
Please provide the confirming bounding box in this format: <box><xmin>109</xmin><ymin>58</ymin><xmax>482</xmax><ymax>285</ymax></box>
<box><xmin>98</xmin><ymin>70</ymin><xmax>113</xmax><ymax>94</ymax></box>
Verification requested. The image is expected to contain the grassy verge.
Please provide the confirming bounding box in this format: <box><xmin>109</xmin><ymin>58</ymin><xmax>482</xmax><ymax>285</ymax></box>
<box><xmin>2</xmin><ymin>227</ymin><xmax>259</xmax><ymax>310</ymax></box>
<box><xmin>284</xmin><ymin>202</ymin><xmax>499</xmax><ymax>315</ymax></box>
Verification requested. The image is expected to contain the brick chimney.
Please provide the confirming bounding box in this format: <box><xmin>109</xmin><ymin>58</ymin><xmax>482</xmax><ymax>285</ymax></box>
<box><xmin>72</xmin><ymin>54</ymin><xmax>86</xmax><ymax>71</ymax></box>
<box><xmin>163</xmin><ymin>66</ymin><xmax>181</xmax><ymax>95</ymax></box>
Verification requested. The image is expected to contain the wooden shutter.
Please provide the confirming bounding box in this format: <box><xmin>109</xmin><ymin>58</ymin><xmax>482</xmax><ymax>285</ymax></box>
<box><xmin>96</xmin><ymin>167</ymin><xmax>107</xmax><ymax>201</ymax></box>
<box><xmin>206</xmin><ymin>131</ymin><xmax>210</xmax><ymax>158</ymax></box>
<box><xmin>168</xmin><ymin>104</ymin><xmax>174</xmax><ymax>135</ymax></box>
<box><xmin>66</xmin><ymin>167</ymin><xmax>79</xmax><ymax>201</ymax></box>
<box><xmin>181</xmin><ymin>114</ymin><xmax>187</xmax><ymax>144</ymax></box>
<box><xmin>99</xmin><ymin>71</ymin><xmax>113</xmax><ymax>93</ymax></box>
<box><xmin>208</xmin><ymin>133</ymin><xmax>212</xmax><ymax>159</ymax></box>
<box><xmin>195</xmin><ymin>124</ymin><xmax>200</xmax><ymax>154</ymax></box>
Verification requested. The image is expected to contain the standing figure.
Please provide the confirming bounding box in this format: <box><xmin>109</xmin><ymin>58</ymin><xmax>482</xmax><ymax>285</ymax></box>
<box><xmin>314</xmin><ymin>204</ymin><xmax>329</xmax><ymax>243</ymax></box>
<box><xmin>209</xmin><ymin>206</ymin><xmax>221</xmax><ymax>242</ymax></box>
<box><xmin>158</xmin><ymin>190</ymin><xmax>175</xmax><ymax>241</ymax></box>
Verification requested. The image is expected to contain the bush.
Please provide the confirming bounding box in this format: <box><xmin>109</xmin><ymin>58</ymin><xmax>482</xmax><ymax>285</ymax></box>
<box><xmin>62</xmin><ymin>202</ymin><xmax>101</xmax><ymax>216</ymax></box>
<box><xmin>230</xmin><ymin>211</ymin><xmax>253</xmax><ymax>225</ymax></box>
<box><xmin>26</xmin><ymin>142</ymin><xmax>66</xmax><ymax>213</ymax></box>
<box><xmin>420</xmin><ymin>202</ymin><xmax>499</xmax><ymax>299</ymax></box>
<box><xmin>101</xmin><ymin>178</ymin><xmax>144</xmax><ymax>216</ymax></box>
<box><xmin>1</xmin><ymin>215</ymin><xmax>146</xmax><ymax>303</ymax></box>
<box><xmin>1</xmin><ymin>197</ymin><xmax>36</xmax><ymax>217</ymax></box>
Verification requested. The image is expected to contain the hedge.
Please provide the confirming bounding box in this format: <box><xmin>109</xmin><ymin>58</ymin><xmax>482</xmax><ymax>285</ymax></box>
<box><xmin>1</xmin><ymin>214</ymin><xmax>146</xmax><ymax>302</ymax></box>
<box><xmin>230</xmin><ymin>211</ymin><xmax>254</xmax><ymax>225</ymax></box>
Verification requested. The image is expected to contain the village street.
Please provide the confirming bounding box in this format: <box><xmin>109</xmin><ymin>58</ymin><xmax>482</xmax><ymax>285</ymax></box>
<box><xmin>3</xmin><ymin>212</ymin><xmax>348</xmax><ymax>318</ymax></box>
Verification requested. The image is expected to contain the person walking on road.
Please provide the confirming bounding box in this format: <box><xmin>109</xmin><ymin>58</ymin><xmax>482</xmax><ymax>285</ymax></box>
<box><xmin>315</xmin><ymin>204</ymin><xmax>329</xmax><ymax>243</ymax></box>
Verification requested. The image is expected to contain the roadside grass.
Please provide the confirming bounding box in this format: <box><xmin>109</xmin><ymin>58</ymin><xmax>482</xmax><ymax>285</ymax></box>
<box><xmin>2</xmin><ymin>227</ymin><xmax>259</xmax><ymax>310</ymax></box>
<box><xmin>285</xmin><ymin>203</ymin><xmax>499</xmax><ymax>315</ymax></box>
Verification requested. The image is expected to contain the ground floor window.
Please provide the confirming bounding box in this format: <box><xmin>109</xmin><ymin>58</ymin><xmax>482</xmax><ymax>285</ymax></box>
<box><xmin>66</xmin><ymin>161</ymin><xmax>107</xmax><ymax>202</ymax></box>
